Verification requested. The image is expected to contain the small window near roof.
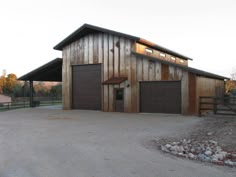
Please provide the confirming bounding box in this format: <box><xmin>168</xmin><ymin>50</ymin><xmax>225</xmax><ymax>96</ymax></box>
<box><xmin>180</xmin><ymin>59</ymin><xmax>184</xmax><ymax>63</ymax></box>
<box><xmin>145</xmin><ymin>48</ymin><xmax>153</xmax><ymax>54</ymax></box>
<box><xmin>160</xmin><ymin>53</ymin><xmax>166</xmax><ymax>57</ymax></box>
<box><xmin>171</xmin><ymin>56</ymin><xmax>176</xmax><ymax>61</ymax></box>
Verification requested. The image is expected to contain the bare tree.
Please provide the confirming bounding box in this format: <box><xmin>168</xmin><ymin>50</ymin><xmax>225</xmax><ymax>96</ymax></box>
<box><xmin>231</xmin><ymin>68</ymin><xmax>236</xmax><ymax>80</ymax></box>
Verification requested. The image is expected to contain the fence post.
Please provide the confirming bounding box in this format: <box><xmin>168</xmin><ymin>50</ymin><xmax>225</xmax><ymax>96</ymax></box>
<box><xmin>7</xmin><ymin>102</ymin><xmax>10</xmax><ymax>110</ymax></box>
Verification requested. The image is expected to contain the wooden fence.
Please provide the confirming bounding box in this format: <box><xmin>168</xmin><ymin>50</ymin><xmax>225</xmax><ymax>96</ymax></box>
<box><xmin>0</xmin><ymin>100</ymin><xmax>62</xmax><ymax>112</ymax></box>
<box><xmin>199</xmin><ymin>96</ymin><xmax>236</xmax><ymax>116</ymax></box>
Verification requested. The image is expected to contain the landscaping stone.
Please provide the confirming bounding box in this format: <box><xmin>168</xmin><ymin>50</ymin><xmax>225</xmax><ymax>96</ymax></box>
<box><xmin>160</xmin><ymin>139</ymin><xmax>236</xmax><ymax>168</ymax></box>
<box><xmin>205</xmin><ymin>150</ymin><xmax>212</xmax><ymax>156</ymax></box>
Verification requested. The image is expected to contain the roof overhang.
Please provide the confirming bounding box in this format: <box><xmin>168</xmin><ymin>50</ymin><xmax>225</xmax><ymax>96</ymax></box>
<box><xmin>18</xmin><ymin>58</ymin><xmax>62</xmax><ymax>82</ymax></box>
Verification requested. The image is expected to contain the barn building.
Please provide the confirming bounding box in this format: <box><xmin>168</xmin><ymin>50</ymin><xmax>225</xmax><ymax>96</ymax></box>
<box><xmin>19</xmin><ymin>24</ymin><xmax>227</xmax><ymax>115</ymax></box>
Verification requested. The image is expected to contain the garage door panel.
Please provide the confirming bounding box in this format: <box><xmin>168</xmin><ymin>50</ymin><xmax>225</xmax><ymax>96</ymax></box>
<box><xmin>72</xmin><ymin>64</ymin><xmax>101</xmax><ymax>110</ymax></box>
<box><xmin>140</xmin><ymin>81</ymin><xmax>181</xmax><ymax>114</ymax></box>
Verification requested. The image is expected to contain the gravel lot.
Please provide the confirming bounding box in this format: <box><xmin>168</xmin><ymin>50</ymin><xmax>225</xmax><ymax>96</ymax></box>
<box><xmin>0</xmin><ymin>108</ymin><xmax>235</xmax><ymax>177</ymax></box>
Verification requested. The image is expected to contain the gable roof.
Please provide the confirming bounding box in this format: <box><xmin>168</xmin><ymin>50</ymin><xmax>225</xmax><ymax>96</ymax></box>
<box><xmin>53</xmin><ymin>24</ymin><xmax>192</xmax><ymax>60</ymax></box>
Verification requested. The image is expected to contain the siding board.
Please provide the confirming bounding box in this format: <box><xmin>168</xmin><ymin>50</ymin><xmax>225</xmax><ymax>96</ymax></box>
<box><xmin>188</xmin><ymin>73</ymin><xmax>197</xmax><ymax>114</ymax></box>
<box><xmin>108</xmin><ymin>34</ymin><xmax>114</xmax><ymax>111</ymax></box>
<box><xmin>119</xmin><ymin>37</ymin><xmax>125</xmax><ymax>77</ymax></box>
<box><xmin>124</xmin><ymin>39</ymin><xmax>132</xmax><ymax>112</ymax></box>
<box><xmin>79</xmin><ymin>37</ymin><xmax>84</xmax><ymax>64</ymax></box>
<box><xmin>88</xmin><ymin>34</ymin><xmax>93</xmax><ymax>64</ymax></box>
<box><xmin>93</xmin><ymin>34</ymin><xmax>99</xmax><ymax>64</ymax></box>
<box><xmin>161</xmin><ymin>63</ymin><xmax>169</xmax><ymax>80</ymax></box>
<box><xmin>103</xmin><ymin>34</ymin><xmax>109</xmax><ymax>111</ymax></box>
<box><xmin>142</xmin><ymin>58</ymin><xmax>149</xmax><ymax>80</ymax></box>
<box><xmin>131</xmin><ymin>54</ymin><xmax>137</xmax><ymax>112</ymax></box>
<box><xmin>181</xmin><ymin>70</ymin><xmax>189</xmax><ymax>114</ymax></box>
<box><xmin>148</xmin><ymin>60</ymin><xmax>155</xmax><ymax>81</ymax></box>
<box><xmin>155</xmin><ymin>62</ymin><xmax>161</xmax><ymax>80</ymax></box>
<box><xmin>114</xmin><ymin>36</ymin><xmax>119</xmax><ymax>77</ymax></box>
<box><xmin>98</xmin><ymin>33</ymin><xmax>103</xmax><ymax>63</ymax></box>
<box><xmin>84</xmin><ymin>36</ymin><xmax>89</xmax><ymax>64</ymax></box>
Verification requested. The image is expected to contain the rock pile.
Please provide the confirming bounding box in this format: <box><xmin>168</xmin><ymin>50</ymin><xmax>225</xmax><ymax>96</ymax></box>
<box><xmin>161</xmin><ymin>139</ymin><xmax>236</xmax><ymax>167</ymax></box>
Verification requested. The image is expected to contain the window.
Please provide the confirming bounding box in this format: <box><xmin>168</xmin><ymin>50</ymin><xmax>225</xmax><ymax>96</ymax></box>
<box><xmin>180</xmin><ymin>59</ymin><xmax>184</xmax><ymax>63</ymax></box>
<box><xmin>116</xmin><ymin>89</ymin><xmax>124</xmax><ymax>100</ymax></box>
<box><xmin>160</xmin><ymin>53</ymin><xmax>166</xmax><ymax>57</ymax></box>
<box><xmin>145</xmin><ymin>48</ymin><xmax>153</xmax><ymax>54</ymax></box>
<box><xmin>171</xmin><ymin>56</ymin><xmax>176</xmax><ymax>61</ymax></box>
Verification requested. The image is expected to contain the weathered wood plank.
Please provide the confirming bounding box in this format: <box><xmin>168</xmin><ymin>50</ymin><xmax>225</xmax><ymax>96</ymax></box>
<box><xmin>75</xmin><ymin>40</ymin><xmax>80</xmax><ymax>65</ymax></box>
<box><xmin>108</xmin><ymin>34</ymin><xmax>114</xmax><ymax>78</ymax></box>
<box><xmin>119</xmin><ymin>37</ymin><xmax>125</xmax><ymax>77</ymax></box>
<box><xmin>84</xmin><ymin>36</ymin><xmax>89</xmax><ymax>64</ymax></box>
<box><xmin>131</xmin><ymin>54</ymin><xmax>137</xmax><ymax>112</ymax></box>
<box><xmin>188</xmin><ymin>73</ymin><xmax>197</xmax><ymax>115</ymax></box>
<box><xmin>161</xmin><ymin>63</ymin><xmax>169</xmax><ymax>80</ymax></box>
<box><xmin>103</xmin><ymin>34</ymin><xmax>109</xmax><ymax>111</ymax></box>
<box><xmin>181</xmin><ymin>70</ymin><xmax>189</xmax><ymax>114</ymax></box>
<box><xmin>124</xmin><ymin>39</ymin><xmax>132</xmax><ymax>112</ymax></box>
<box><xmin>108</xmin><ymin>34</ymin><xmax>114</xmax><ymax>111</ymax></box>
<box><xmin>70</xmin><ymin>42</ymin><xmax>75</xmax><ymax>65</ymax></box>
<box><xmin>155</xmin><ymin>62</ymin><xmax>161</xmax><ymax>80</ymax></box>
<box><xmin>98</xmin><ymin>33</ymin><xmax>104</xmax><ymax>110</ymax></box>
<box><xmin>137</xmin><ymin>56</ymin><xmax>143</xmax><ymax>81</ymax></box>
<box><xmin>142</xmin><ymin>58</ymin><xmax>149</xmax><ymax>80</ymax></box>
<box><xmin>62</xmin><ymin>48</ymin><xmax>67</xmax><ymax>109</ymax></box>
<box><xmin>114</xmin><ymin>36</ymin><xmax>119</xmax><ymax>77</ymax></box>
<box><xmin>169</xmin><ymin>66</ymin><xmax>175</xmax><ymax>80</ymax></box>
<box><xmin>88</xmin><ymin>34</ymin><xmax>93</xmax><ymax>64</ymax></box>
<box><xmin>176</xmin><ymin>67</ymin><xmax>183</xmax><ymax>80</ymax></box>
<box><xmin>108</xmin><ymin>85</ymin><xmax>114</xmax><ymax>112</ymax></box>
<box><xmin>93</xmin><ymin>34</ymin><xmax>99</xmax><ymax>64</ymax></box>
<box><xmin>79</xmin><ymin>37</ymin><xmax>84</xmax><ymax>64</ymax></box>
<box><xmin>62</xmin><ymin>45</ymin><xmax>72</xmax><ymax>109</ymax></box>
<box><xmin>148</xmin><ymin>60</ymin><xmax>155</xmax><ymax>81</ymax></box>
<box><xmin>98</xmin><ymin>33</ymin><xmax>103</xmax><ymax>64</ymax></box>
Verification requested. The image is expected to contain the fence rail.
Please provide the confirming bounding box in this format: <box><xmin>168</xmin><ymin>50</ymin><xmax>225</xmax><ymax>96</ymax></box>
<box><xmin>199</xmin><ymin>96</ymin><xmax>236</xmax><ymax>116</ymax></box>
<box><xmin>0</xmin><ymin>100</ymin><xmax>62</xmax><ymax>112</ymax></box>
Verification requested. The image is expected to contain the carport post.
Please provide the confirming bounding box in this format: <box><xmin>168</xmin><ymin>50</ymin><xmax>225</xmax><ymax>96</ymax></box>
<box><xmin>29</xmin><ymin>80</ymin><xmax>34</xmax><ymax>107</ymax></box>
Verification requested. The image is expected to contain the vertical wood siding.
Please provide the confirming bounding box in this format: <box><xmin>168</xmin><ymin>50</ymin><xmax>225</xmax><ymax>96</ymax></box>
<box><xmin>188</xmin><ymin>73</ymin><xmax>197</xmax><ymax>115</ymax></box>
<box><xmin>196</xmin><ymin>76</ymin><xmax>225</xmax><ymax>113</ymax></box>
<box><xmin>62</xmin><ymin>32</ymin><xmax>223</xmax><ymax>114</ymax></box>
<box><xmin>62</xmin><ymin>33</ymin><xmax>136</xmax><ymax>112</ymax></box>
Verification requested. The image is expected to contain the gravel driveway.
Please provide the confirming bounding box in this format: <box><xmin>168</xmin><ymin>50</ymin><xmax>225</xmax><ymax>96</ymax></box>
<box><xmin>0</xmin><ymin>108</ymin><xmax>235</xmax><ymax>177</ymax></box>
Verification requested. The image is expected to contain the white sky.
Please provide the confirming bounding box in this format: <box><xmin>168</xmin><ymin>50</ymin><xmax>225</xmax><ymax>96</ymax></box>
<box><xmin>0</xmin><ymin>0</ymin><xmax>235</xmax><ymax>78</ymax></box>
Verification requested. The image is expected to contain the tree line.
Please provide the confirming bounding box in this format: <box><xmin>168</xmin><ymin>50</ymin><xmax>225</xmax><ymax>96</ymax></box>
<box><xmin>0</xmin><ymin>70</ymin><xmax>62</xmax><ymax>100</ymax></box>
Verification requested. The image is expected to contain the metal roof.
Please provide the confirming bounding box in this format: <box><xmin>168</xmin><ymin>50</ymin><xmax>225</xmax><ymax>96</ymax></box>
<box><xmin>54</xmin><ymin>24</ymin><xmax>192</xmax><ymax>60</ymax></box>
<box><xmin>18</xmin><ymin>58</ymin><xmax>62</xmax><ymax>82</ymax></box>
<box><xmin>132</xmin><ymin>52</ymin><xmax>229</xmax><ymax>80</ymax></box>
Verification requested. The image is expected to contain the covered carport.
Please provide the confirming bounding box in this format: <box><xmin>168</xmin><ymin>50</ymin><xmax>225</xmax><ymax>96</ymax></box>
<box><xmin>18</xmin><ymin>58</ymin><xmax>62</xmax><ymax>107</ymax></box>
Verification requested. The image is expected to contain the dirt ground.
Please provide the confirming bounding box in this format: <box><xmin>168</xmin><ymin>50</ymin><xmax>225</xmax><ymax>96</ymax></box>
<box><xmin>159</xmin><ymin>114</ymin><xmax>236</xmax><ymax>153</ymax></box>
<box><xmin>1</xmin><ymin>108</ymin><xmax>236</xmax><ymax>177</ymax></box>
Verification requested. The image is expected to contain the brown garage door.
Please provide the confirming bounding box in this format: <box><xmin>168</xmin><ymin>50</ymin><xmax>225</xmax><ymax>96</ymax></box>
<box><xmin>72</xmin><ymin>64</ymin><xmax>101</xmax><ymax>110</ymax></box>
<box><xmin>140</xmin><ymin>81</ymin><xmax>181</xmax><ymax>113</ymax></box>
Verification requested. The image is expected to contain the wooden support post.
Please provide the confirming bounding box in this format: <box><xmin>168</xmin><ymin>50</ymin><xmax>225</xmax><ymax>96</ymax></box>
<box><xmin>29</xmin><ymin>80</ymin><xmax>34</xmax><ymax>107</ymax></box>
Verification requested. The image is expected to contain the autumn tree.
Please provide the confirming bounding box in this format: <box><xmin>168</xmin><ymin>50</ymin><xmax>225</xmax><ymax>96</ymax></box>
<box><xmin>0</xmin><ymin>70</ymin><xmax>7</xmax><ymax>94</ymax></box>
<box><xmin>225</xmin><ymin>69</ymin><xmax>236</xmax><ymax>93</ymax></box>
<box><xmin>5</xmin><ymin>73</ymin><xmax>18</xmax><ymax>94</ymax></box>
